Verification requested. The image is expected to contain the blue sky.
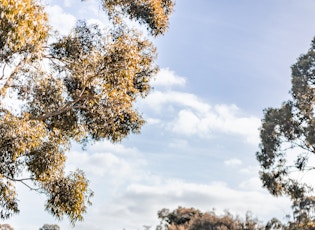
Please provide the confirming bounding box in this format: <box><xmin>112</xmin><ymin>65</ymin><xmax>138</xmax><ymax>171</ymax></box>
<box><xmin>6</xmin><ymin>1</ymin><xmax>315</xmax><ymax>229</ymax></box>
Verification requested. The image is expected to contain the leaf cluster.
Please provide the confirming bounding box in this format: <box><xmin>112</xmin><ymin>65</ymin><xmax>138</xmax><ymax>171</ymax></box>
<box><xmin>0</xmin><ymin>0</ymin><xmax>48</xmax><ymax>62</ymax></box>
<box><xmin>102</xmin><ymin>0</ymin><xmax>175</xmax><ymax>36</ymax></box>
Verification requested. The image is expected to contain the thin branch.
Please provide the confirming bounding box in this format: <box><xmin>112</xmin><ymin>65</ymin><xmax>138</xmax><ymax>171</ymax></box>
<box><xmin>31</xmin><ymin>101</ymin><xmax>79</xmax><ymax>121</ymax></box>
<box><xmin>1</xmin><ymin>175</ymin><xmax>42</xmax><ymax>192</ymax></box>
<box><xmin>0</xmin><ymin>63</ymin><xmax>6</xmax><ymax>80</ymax></box>
<box><xmin>28</xmin><ymin>53</ymin><xmax>107</xmax><ymax>121</ymax></box>
<box><xmin>30</xmin><ymin>94</ymin><xmax>95</xmax><ymax>121</ymax></box>
<box><xmin>72</xmin><ymin>105</ymin><xmax>88</xmax><ymax>110</ymax></box>
<box><xmin>280</xmin><ymin>139</ymin><xmax>314</xmax><ymax>154</ymax></box>
<box><xmin>0</xmin><ymin>55</ymin><xmax>31</xmax><ymax>97</ymax></box>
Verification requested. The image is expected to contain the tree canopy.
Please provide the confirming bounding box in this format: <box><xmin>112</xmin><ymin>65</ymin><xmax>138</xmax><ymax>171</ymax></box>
<box><xmin>156</xmin><ymin>207</ymin><xmax>267</xmax><ymax>230</ymax></box>
<box><xmin>0</xmin><ymin>0</ymin><xmax>174</xmax><ymax>224</ymax></box>
<box><xmin>155</xmin><ymin>206</ymin><xmax>315</xmax><ymax>230</ymax></box>
<box><xmin>39</xmin><ymin>224</ymin><xmax>60</xmax><ymax>230</ymax></box>
<box><xmin>257</xmin><ymin>38</ymin><xmax>315</xmax><ymax>227</ymax></box>
<box><xmin>0</xmin><ymin>224</ymin><xmax>14</xmax><ymax>230</ymax></box>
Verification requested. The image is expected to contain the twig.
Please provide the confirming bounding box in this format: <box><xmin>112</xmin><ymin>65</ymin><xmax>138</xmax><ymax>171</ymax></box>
<box><xmin>1</xmin><ymin>175</ymin><xmax>43</xmax><ymax>192</ymax></box>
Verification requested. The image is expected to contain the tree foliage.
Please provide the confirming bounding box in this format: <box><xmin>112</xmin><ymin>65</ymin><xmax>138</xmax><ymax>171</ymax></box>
<box><xmin>39</xmin><ymin>224</ymin><xmax>60</xmax><ymax>230</ymax></box>
<box><xmin>257</xmin><ymin>38</ymin><xmax>315</xmax><ymax>226</ymax></box>
<box><xmin>0</xmin><ymin>0</ymin><xmax>174</xmax><ymax>224</ymax></box>
<box><xmin>0</xmin><ymin>224</ymin><xmax>14</xmax><ymax>230</ymax></box>
<box><xmin>156</xmin><ymin>207</ymin><xmax>266</xmax><ymax>230</ymax></box>
<box><xmin>155</xmin><ymin>207</ymin><xmax>315</xmax><ymax>230</ymax></box>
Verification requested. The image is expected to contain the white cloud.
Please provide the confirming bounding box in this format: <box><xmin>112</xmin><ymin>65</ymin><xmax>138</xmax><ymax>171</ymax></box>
<box><xmin>168</xmin><ymin>139</ymin><xmax>189</xmax><ymax>149</ymax></box>
<box><xmin>87</xmin><ymin>140</ymin><xmax>139</xmax><ymax>156</ymax></box>
<box><xmin>63</xmin><ymin>0</ymin><xmax>74</xmax><ymax>7</ymax></box>
<box><xmin>66</xmin><ymin>142</ymin><xmax>147</xmax><ymax>186</ymax></box>
<box><xmin>167</xmin><ymin>102</ymin><xmax>260</xmax><ymax>145</ymax></box>
<box><xmin>145</xmin><ymin>91</ymin><xmax>211</xmax><ymax>113</ymax></box>
<box><xmin>64</xmin><ymin>144</ymin><xmax>290</xmax><ymax>229</ymax></box>
<box><xmin>46</xmin><ymin>5</ymin><xmax>76</xmax><ymax>35</ymax></box>
<box><xmin>60</xmin><ymin>139</ymin><xmax>268</xmax><ymax>229</ymax></box>
<box><xmin>141</xmin><ymin>69</ymin><xmax>261</xmax><ymax>145</ymax></box>
<box><xmin>152</xmin><ymin>68</ymin><xmax>186</xmax><ymax>88</ymax></box>
<box><xmin>224</xmin><ymin>158</ymin><xmax>242</xmax><ymax>166</ymax></box>
<box><xmin>92</xmin><ymin>179</ymin><xmax>291</xmax><ymax>230</ymax></box>
<box><xmin>146</xmin><ymin>118</ymin><xmax>161</xmax><ymax>125</ymax></box>
<box><xmin>68</xmin><ymin>151</ymin><xmax>129</xmax><ymax>177</ymax></box>
<box><xmin>171</xmin><ymin>109</ymin><xmax>201</xmax><ymax>135</ymax></box>
<box><xmin>239</xmin><ymin>177</ymin><xmax>263</xmax><ymax>191</ymax></box>
<box><xmin>239</xmin><ymin>165</ymin><xmax>259</xmax><ymax>175</ymax></box>
<box><xmin>10</xmin><ymin>138</ymin><xmax>290</xmax><ymax>230</ymax></box>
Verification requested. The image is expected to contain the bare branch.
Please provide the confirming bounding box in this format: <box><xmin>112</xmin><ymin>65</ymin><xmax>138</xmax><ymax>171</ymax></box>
<box><xmin>0</xmin><ymin>55</ymin><xmax>31</xmax><ymax>97</ymax></box>
<box><xmin>0</xmin><ymin>63</ymin><xmax>6</xmax><ymax>80</ymax></box>
<box><xmin>1</xmin><ymin>175</ymin><xmax>42</xmax><ymax>192</ymax></box>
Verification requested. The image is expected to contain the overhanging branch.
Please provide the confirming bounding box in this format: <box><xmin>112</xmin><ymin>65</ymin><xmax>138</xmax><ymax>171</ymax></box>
<box><xmin>1</xmin><ymin>175</ymin><xmax>42</xmax><ymax>192</ymax></box>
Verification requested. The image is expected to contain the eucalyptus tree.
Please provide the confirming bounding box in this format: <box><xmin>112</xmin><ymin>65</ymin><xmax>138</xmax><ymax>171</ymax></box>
<box><xmin>39</xmin><ymin>224</ymin><xmax>60</xmax><ymax>230</ymax></box>
<box><xmin>156</xmin><ymin>207</ymin><xmax>265</xmax><ymax>230</ymax></box>
<box><xmin>0</xmin><ymin>0</ymin><xmax>174</xmax><ymax>224</ymax></box>
<box><xmin>257</xmin><ymin>38</ymin><xmax>315</xmax><ymax>226</ymax></box>
<box><xmin>0</xmin><ymin>224</ymin><xmax>14</xmax><ymax>230</ymax></box>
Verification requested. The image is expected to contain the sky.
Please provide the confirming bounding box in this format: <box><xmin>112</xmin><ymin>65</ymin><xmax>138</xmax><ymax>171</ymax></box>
<box><xmin>6</xmin><ymin>0</ymin><xmax>315</xmax><ymax>229</ymax></box>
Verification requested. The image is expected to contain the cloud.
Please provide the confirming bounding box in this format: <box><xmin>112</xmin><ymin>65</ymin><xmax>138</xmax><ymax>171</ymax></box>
<box><xmin>239</xmin><ymin>177</ymin><xmax>263</xmax><ymax>191</ymax></box>
<box><xmin>67</xmin><ymin>151</ymin><xmax>130</xmax><ymax>177</ymax></box>
<box><xmin>142</xmin><ymin>68</ymin><xmax>261</xmax><ymax>145</ymax></box>
<box><xmin>87</xmin><ymin>140</ymin><xmax>139</xmax><ymax>156</ymax></box>
<box><xmin>11</xmin><ymin>138</ymin><xmax>289</xmax><ymax>230</ymax></box>
<box><xmin>63</xmin><ymin>148</ymin><xmax>291</xmax><ymax>230</ymax></box>
<box><xmin>171</xmin><ymin>109</ymin><xmax>201</xmax><ymax>135</ymax></box>
<box><xmin>144</xmin><ymin>90</ymin><xmax>211</xmax><ymax>113</ymax></box>
<box><xmin>63</xmin><ymin>0</ymin><xmax>74</xmax><ymax>7</ymax></box>
<box><xmin>151</xmin><ymin>68</ymin><xmax>186</xmax><ymax>88</ymax></box>
<box><xmin>89</xmin><ymin>179</ymin><xmax>291</xmax><ymax>230</ymax></box>
<box><xmin>240</xmin><ymin>165</ymin><xmax>260</xmax><ymax>175</ymax></box>
<box><xmin>169</xmin><ymin>103</ymin><xmax>260</xmax><ymax>145</ymax></box>
<box><xmin>168</xmin><ymin>139</ymin><xmax>189</xmax><ymax>149</ymax></box>
<box><xmin>224</xmin><ymin>158</ymin><xmax>242</xmax><ymax>166</ymax></box>
<box><xmin>46</xmin><ymin>5</ymin><xmax>76</xmax><ymax>35</ymax></box>
<box><xmin>144</xmin><ymin>94</ymin><xmax>260</xmax><ymax>144</ymax></box>
<box><xmin>66</xmin><ymin>141</ymin><xmax>147</xmax><ymax>187</ymax></box>
<box><xmin>146</xmin><ymin>118</ymin><xmax>161</xmax><ymax>125</ymax></box>
<box><xmin>63</xmin><ymin>143</ymin><xmax>290</xmax><ymax>230</ymax></box>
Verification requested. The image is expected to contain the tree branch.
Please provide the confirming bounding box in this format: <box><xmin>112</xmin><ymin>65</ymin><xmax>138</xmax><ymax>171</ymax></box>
<box><xmin>1</xmin><ymin>175</ymin><xmax>42</xmax><ymax>192</ymax></box>
<box><xmin>0</xmin><ymin>63</ymin><xmax>6</xmax><ymax>81</ymax></box>
<box><xmin>0</xmin><ymin>55</ymin><xmax>31</xmax><ymax>97</ymax></box>
<box><xmin>30</xmin><ymin>93</ymin><xmax>96</xmax><ymax>121</ymax></box>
